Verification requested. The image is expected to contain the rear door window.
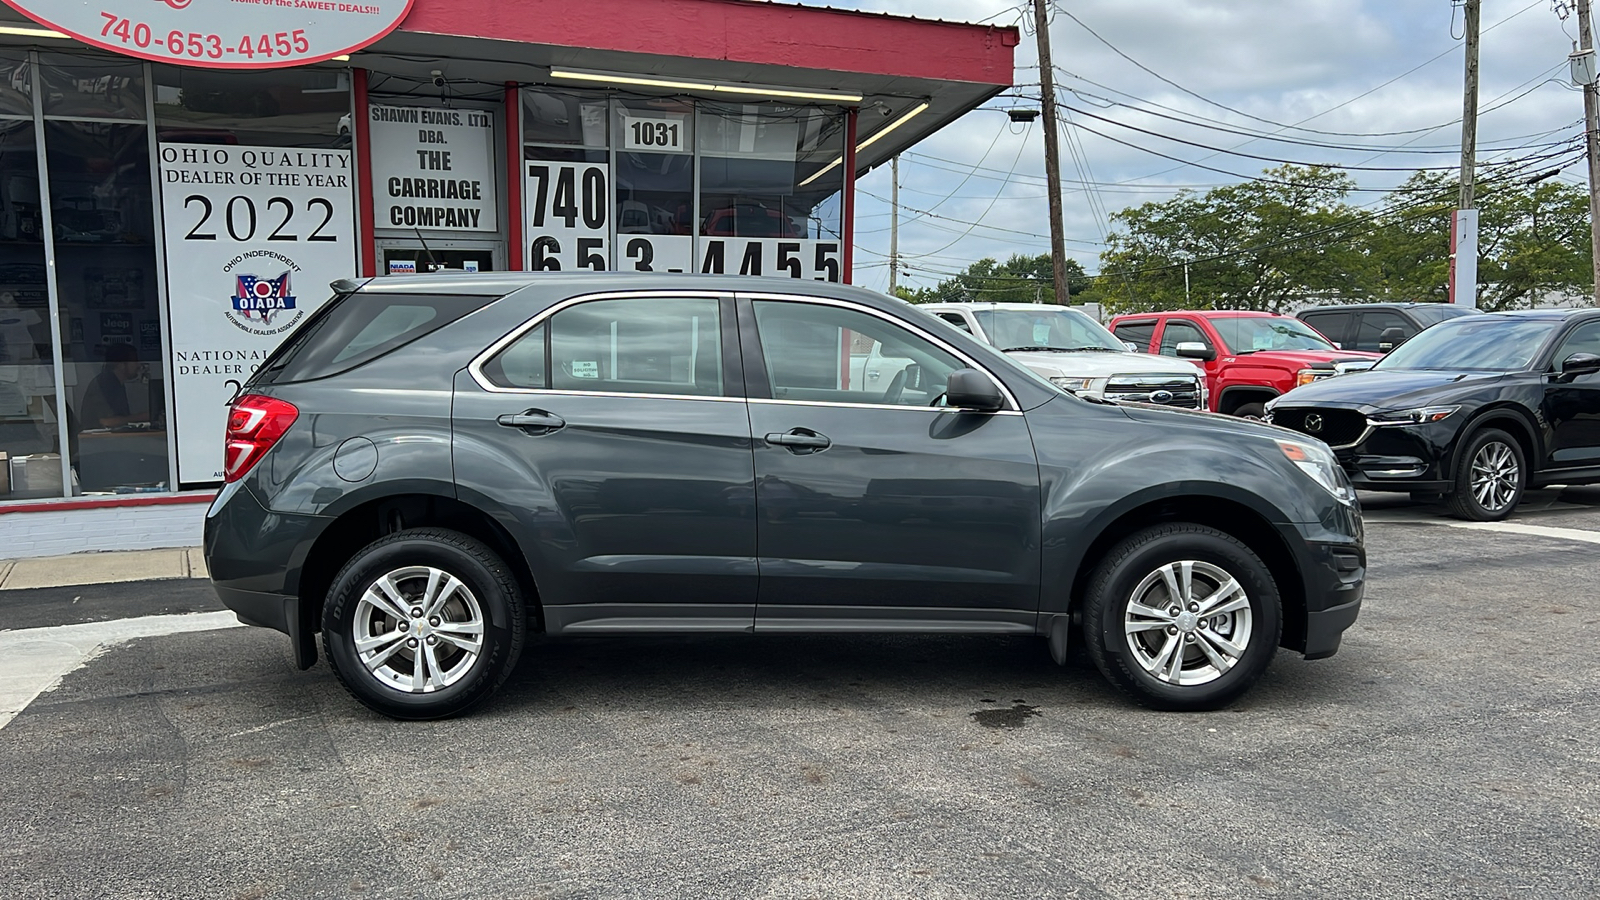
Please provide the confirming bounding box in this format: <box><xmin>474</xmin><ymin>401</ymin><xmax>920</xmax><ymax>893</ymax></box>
<box><xmin>1112</xmin><ymin>320</ymin><xmax>1156</xmax><ymax>351</ymax></box>
<box><xmin>1301</xmin><ymin>311</ymin><xmax>1353</xmax><ymax>347</ymax></box>
<box><xmin>252</xmin><ymin>292</ymin><xmax>492</xmax><ymax>385</ymax></box>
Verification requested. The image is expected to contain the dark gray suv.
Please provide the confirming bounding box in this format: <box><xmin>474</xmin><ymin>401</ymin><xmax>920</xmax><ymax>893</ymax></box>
<box><xmin>205</xmin><ymin>273</ymin><xmax>1365</xmax><ymax>719</ymax></box>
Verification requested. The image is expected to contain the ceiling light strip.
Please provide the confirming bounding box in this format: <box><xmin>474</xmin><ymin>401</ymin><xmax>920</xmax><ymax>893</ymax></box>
<box><xmin>550</xmin><ymin>68</ymin><xmax>861</xmax><ymax>103</ymax></box>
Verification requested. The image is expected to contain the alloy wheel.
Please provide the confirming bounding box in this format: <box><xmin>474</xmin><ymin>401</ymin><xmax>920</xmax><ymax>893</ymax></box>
<box><xmin>353</xmin><ymin>565</ymin><xmax>486</xmax><ymax>693</ymax></box>
<box><xmin>1469</xmin><ymin>441</ymin><xmax>1520</xmax><ymax>513</ymax></box>
<box><xmin>1123</xmin><ymin>560</ymin><xmax>1254</xmax><ymax>686</ymax></box>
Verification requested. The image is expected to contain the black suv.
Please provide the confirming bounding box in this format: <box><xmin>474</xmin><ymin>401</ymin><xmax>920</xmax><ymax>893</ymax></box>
<box><xmin>1268</xmin><ymin>308</ymin><xmax>1600</xmax><ymax>520</ymax></box>
<box><xmin>1298</xmin><ymin>302</ymin><xmax>1479</xmax><ymax>353</ymax></box>
<box><xmin>205</xmin><ymin>273</ymin><xmax>1365</xmax><ymax>719</ymax></box>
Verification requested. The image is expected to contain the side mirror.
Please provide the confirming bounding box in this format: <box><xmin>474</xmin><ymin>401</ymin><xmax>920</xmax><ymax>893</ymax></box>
<box><xmin>1378</xmin><ymin>326</ymin><xmax>1408</xmax><ymax>353</ymax></box>
<box><xmin>1175</xmin><ymin>341</ymin><xmax>1216</xmax><ymax>361</ymax></box>
<box><xmin>945</xmin><ymin>368</ymin><xmax>1005</xmax><ymax>412</ymax></box>
<box><xmin>1557</xmin><ymin>352</ymin><xmax>1600</xmax><ymax>383</ymax></box>
<box><xmin>1122</xmin><ymin>340</ymin><xmax>1140</xmax><ymax>353</ymax></box>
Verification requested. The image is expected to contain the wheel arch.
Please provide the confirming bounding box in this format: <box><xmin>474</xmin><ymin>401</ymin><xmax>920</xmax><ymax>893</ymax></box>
<box><xmin>296</xmin><ymin>492</ymin><xmax>543</xmax><ymax>663</ymax></box>
<box><xmin>1217</xmin><ymin>385</ymin><xmax>1279</xmax><ymax>416</ymax></box>
<box><xmin>1063</xmin><ymin>492</ymin><xmax>1307</xmax><ymax>653</ymax></box>
<box><xmin>1447</xmin><ymin>405</ymin><xmax>1540</xmax><ymax>482</ymax></box>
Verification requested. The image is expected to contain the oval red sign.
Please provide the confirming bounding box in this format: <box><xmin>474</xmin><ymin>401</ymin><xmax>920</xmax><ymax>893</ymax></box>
<box><xmin>1</xmin><ymin>0</ymin><xmax>414</xmax><ymax>69</ymax></box>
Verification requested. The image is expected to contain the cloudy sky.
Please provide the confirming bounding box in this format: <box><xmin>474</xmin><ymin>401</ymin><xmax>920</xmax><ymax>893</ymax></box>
<box><xmin>819</xmin><ymin>0</ymin><xmax>1591</xmax><ymax>293</ymax></box>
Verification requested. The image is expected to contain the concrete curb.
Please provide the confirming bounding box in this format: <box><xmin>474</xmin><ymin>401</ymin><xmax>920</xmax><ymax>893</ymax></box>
<box><xmin>0</xmin><ymin>547</ymin><xmax>206</xmax><ymax>591</ymax></box>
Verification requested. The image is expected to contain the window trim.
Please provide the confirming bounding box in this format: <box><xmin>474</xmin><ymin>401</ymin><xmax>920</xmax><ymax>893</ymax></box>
<box><xmin>1157</xmin><ymin>318</ymin><xmax>1211</xmax><ymax>356</ymax></box>
<box><xmin>467</xmin><ymin>289</ymin><xmax>742</xmax><ymax>401</ymax></box>
<box><xmin>736</xmin><ymin>292</ymin><xmax>1021</xmax><ymax>412</ymax></box>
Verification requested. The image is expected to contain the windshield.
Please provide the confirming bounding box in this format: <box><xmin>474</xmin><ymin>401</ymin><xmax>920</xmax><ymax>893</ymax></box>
<box><xmin>1211</xmin><ymin>316</ymin><xmax>1335</xmax><ymax>353</ymax></box>
<box><xmin>1375</xmin><ymin>316</ymin><xmax>1555</xmax><ymax>372</ymax></box>
<box><xmin>973</xmin><ymin>308</ymin><xmax>1124</xmax><ymax>352</ymax></box>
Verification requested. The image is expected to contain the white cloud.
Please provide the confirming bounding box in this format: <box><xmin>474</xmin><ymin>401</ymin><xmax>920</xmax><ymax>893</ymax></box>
<box><xmin>826</xmin><ymin>0</ymin><xmax>1589</xmax><ymax>292</ymax></box>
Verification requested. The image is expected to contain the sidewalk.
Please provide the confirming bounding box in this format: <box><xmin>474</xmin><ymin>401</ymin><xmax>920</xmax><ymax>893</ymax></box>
<box><xmin>0</xmin><ymin>547</ymin><xmax>207</xmax><ymax>591</ymax></box>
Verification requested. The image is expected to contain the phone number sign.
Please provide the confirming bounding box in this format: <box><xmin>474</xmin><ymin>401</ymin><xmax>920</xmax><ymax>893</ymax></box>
<box><xmin>1</xmin><ymin>0</ymin><xmax>414</xmax><ymax>69</ymax></box>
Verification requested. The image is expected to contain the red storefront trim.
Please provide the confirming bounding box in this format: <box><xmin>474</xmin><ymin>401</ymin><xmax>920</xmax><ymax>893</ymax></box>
<box><xmin>0</xmin><ymin>492</ymin><xmax>216</xmax><ymax>516</ymax></box>
<box><xmin>842</xmin><ymin>108</ymin><xmax>857</xmax><ymax>286</ymax></box>
<box><xmin>504</xmin><ymin>82</ymin><xmax>524</xmax><ymax>272</ymax></box>
<box><xmin>397</xmin><ymin>0</ymin><xmax>1016</xmax><ymax>86</ymax></box>
<box><xmin>353</xmin><ymin>69</ymin><xmax>377</xmax><ymax>278</ymax></box>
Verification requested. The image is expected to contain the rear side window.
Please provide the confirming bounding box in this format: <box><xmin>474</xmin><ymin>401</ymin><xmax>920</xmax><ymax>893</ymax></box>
<box><xmin>1112</xmin><ymin>321</ymin><xmax>1155</xmax><ymax>350</ymax></box>
<box><xmin>252</xmin><ymin>292</ymin><xmax>492</xmax><ymax>385</ymax></box>
<box><xmin>1301</xmin><ymin>311</ymin><xmax>1354</xmax><ymax>346</ymax></box>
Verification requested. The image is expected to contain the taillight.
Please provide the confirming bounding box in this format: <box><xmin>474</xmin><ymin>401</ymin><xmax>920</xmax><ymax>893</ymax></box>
<box><xmin>224</xmin><ymin>394</ymin><xmax>298</xmax><ymax>483</ymax></box>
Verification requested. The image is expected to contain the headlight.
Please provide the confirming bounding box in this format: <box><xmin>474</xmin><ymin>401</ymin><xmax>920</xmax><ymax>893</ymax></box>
<box><xmin>1294</xmin><ymin>368</ymin><xmax>1319</xmax><ymax>387</ymax></box>
<box><xmin>1367</xmin><ymin>406</ymin><xmax>1458</xmax><ymax>426</ymax></box>
<box><xmin>1050</xmin><ymin>376</ymin><xmax>1098</xmax><ymax>393</ymax></box>
<box><xmin>1277</xmin><ymin>438</ymin><xmax>1356</xmax><ymax>506</ymax></box>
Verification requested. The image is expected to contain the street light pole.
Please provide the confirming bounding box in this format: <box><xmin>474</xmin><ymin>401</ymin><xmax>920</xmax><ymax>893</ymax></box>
<box><xmin>1174</xmin><ymin>250</ymin><xmax>1192</xmax><ymax>307</ymax></box>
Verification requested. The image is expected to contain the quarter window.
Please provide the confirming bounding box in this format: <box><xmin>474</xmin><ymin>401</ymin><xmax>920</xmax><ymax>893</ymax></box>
<box><xmin>480</xmin><ymin>324</ymin><xmax>547</xmax><ymax>389</ymax></box>
<box><xmin>752</xmin><ymin>300</ymin><xmax>966</xmax><ymax>407</ymax></box>
<box><xmin>548</xmin><ymin>296</ymin><xmax>723</xmax><ymax>396</ymax></box>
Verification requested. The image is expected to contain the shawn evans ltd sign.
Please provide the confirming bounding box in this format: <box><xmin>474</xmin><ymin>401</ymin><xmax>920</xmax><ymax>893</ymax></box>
<box><xmin>1</xmin><ymin>0</ymin><xmax>414</xmax><ymax>68</ymax></box>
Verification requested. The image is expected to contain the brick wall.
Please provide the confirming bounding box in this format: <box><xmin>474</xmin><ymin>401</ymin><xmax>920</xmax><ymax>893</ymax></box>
<box><xmin>0</xmin><ymin>499</ymin><xmax>209</xmax><ymax>559</ymax></box>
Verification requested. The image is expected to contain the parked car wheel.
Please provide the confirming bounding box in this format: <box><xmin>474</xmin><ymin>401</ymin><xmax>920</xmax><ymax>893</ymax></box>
<box><xmin>1232</xmin><ymin>402</ymin><xmax>1267</xmax><ymax>420</ymax></box>
<box><xmin>322</xmin><ymin>528</ymin><xmax>526</xmax><ymax>720</ymax></box>
<box><xmin>1083</xmin><ymin>524</ymin><xmax>1281</xmax><ymax>711</ymax></box>
<box><xmin>1445</xmin><ymin>428</ymin><xmax>1525</xmax><ymax>522</ymax></box>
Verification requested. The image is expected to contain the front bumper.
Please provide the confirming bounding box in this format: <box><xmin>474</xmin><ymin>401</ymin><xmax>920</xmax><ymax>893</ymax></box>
<box><xmin>1286</xmin><ymin>508</ymin><xmax>1365</xmax><ymax>659</ymax></box>
<box><xmin>1271</xmin><ymin>407</ymin><xmax>1457</xmax><ymax>493</ymax></box>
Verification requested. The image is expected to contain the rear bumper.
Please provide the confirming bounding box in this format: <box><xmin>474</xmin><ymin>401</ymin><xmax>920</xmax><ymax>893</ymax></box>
<box><xmin>204</xmin><ymin>481</ymin><xmax>325</xmax><ymax>669</ymax></box>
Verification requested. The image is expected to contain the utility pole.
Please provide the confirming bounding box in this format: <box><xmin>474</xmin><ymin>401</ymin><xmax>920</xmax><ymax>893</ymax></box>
<box><xmin>1032</xmin><ymin>0</ymin><xmax>1070</xmax><ymax>305</ymax></box>
<box><xmin>888</xmin><ymin>154</ymin><xmax>899</xmax><ymax>295</ymax></box>
<box><xmin>1578</xmin><ymin>0</ymin><xmax>1600</xmax><ymax>304</ymax></box>
<box><xmin>1450</xmin><ymin>0</ymin><xmax>1481</xmax><ymax>308</ymax></box>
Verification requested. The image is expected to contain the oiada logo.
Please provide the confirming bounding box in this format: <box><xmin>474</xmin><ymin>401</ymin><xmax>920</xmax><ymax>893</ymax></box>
<box><xmin>157</xmin><ymin>0</ymin><xmax>195</xmax><ymax>8</ymax></box>
<box><xmin>228</xmin><ymin>271</ymin><xmax>301</xmax><ymax>335</ymax></box>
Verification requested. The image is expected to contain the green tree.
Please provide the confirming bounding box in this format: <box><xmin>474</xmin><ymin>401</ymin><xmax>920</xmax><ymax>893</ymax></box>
<box><xmin>1362</xmin><ymin>170</ymin><xmax>1592</xmax><ymax>310</ymax></box>
<box><xmin>898</xmin><ymin>254</ymin><xmax>1091</xmax><ymax>304</ymax></box>
<box><xmin>1096</xmin><ymin>165</ymin><xmax>1369</xmax><ymax>313</ymax></box>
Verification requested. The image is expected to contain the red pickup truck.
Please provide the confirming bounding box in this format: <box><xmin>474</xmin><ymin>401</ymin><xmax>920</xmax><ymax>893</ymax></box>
<box><xmin>1108</xmin><ymin>310</ymin><xmax>1382</xmax><ymax>418</ymax></box>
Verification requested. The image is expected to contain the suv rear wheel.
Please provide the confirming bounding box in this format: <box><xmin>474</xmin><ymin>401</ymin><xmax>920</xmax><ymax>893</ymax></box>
<box><xmin>322</xmin><ymin>528</ymin><xmax>526</xmax><ymax>719</ymax></box>
<box><xmin>1083</xmin><ymin>524</ymin><xmax>1281</xmax><ymax>710</ymax></box>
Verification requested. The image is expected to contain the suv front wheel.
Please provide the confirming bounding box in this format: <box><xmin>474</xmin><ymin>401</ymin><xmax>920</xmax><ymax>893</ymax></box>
<box><xmin>1083</xmin><ymin>524</ymin><xmax>1282</xmax><ymax>710</ymax></box>
<box><xmin>1445</xmin><ymin>428</ymin><xmax>1525</xmax><ymax>521</ymax></box>
<box><xmin>322</xmin><ymin>528</ymin><xmax>526</xmax><ymax>720</ymax></box>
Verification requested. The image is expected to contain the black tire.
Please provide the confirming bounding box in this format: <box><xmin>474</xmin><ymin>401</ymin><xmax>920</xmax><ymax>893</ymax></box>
<box><xmin>322</xmin><ymin>528</ymin><xmax>526</xmax><ymax>720</ymax></box>
<box><xmin>1445</xmin><ymin>428</ymin><xmax>1525</xmax><ymax>522</ymax></box>
<box><xmin>1231</xmin><ymin>402</ymin><xmax>1267</xmax><ymax>420</ymax></box>
<box><xmin>1082</xmin><ymin>524</ymin><xmax>1282</xmax><ymax>711</ymax></box>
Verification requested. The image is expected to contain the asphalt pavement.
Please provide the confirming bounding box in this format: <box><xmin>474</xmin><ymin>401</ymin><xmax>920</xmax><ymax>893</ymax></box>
<box><xmin>2</xmin><ymin>488</ymin><xmax>1598</xmax><ymax>899</ymax></box>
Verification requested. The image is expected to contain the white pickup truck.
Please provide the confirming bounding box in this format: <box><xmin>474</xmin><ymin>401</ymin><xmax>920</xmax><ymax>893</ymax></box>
<box><xmin>918</xmin><ymin>302</ymin><xmax>1209</xmax><ymax>409</ymax></box>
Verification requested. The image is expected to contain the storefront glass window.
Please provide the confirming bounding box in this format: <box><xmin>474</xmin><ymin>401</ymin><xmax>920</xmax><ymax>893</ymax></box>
<box><xmin>44</xmin><ymin>121</ymin><xmax>167</xmax><ymax>495</ymax></box>
<box><xmin>523</xmin><ymin>86</ymin><xmax>607</xmax><ymax>147</ymax></box>
<box><xmin>0</xmin><ymin>116</ymin><xmax>58</xmax><ymax>500</ymax></box>
<box><xmin>697</xmin><ymin>102</ymin><xmax>843</xmax><ymax>240</ymax></box>
<box><xmin>152</xmin><ymin>65</ymin><xmax>350</xmax><ymax>147</ymax></box>
<box><xmin>39</xmin><ymin>53</ymin><xmax>145</xmax><ymax>121</ymax></box>
<box><xmin>0</xmin><ymin>51</ymin><xmax>32</xmax><ymax>117</ymax></box>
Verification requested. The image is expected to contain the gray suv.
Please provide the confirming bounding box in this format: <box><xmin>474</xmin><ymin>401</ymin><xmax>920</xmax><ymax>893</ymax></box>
<box><xmin>205</xmin><ymin>273</ymin><xmax>1365</xmax><ymax>719</ymax></box>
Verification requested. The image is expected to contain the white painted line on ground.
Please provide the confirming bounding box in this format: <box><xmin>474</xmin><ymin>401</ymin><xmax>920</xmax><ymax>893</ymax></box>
<box><xmin>0</xmin><ymin>611</ymin><xmax>242</xmax><ymax>732</ymax></box>
<box><xmin>1446</xmin><ymin>521</ymin><xmax>1600</xmax><ymax>545</ymax></box>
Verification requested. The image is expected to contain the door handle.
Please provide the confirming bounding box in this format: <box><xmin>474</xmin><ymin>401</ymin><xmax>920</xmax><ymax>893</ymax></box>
<box><xmin>765</xmin><ymin>429</ymin><xmax>831</xmax><ymax>453</ymax></box>
<box><xmin>497</xmin><ymin>410</ymin><xmax>565</xmax><ymax>433</ymax></box>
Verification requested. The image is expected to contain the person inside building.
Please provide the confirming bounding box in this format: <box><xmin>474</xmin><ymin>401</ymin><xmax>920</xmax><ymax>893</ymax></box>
<box><xmin>79</xmin><ymin>342</ymin><xmax>146</xmax><ymax>430</ymax></box>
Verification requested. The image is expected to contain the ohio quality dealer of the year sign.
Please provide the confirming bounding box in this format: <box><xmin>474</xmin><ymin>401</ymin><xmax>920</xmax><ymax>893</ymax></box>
<box><xmin>1</xmin><ymin>0</ymin><xmax>414</xmax><ymax>69</ymax></box>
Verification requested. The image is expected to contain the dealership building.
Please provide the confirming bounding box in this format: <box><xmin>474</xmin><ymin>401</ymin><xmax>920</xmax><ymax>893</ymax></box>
<box><xmin>0</xmin><ymin>0</ymin><xmax>1015</xmax><ymax>556</ymax></box>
